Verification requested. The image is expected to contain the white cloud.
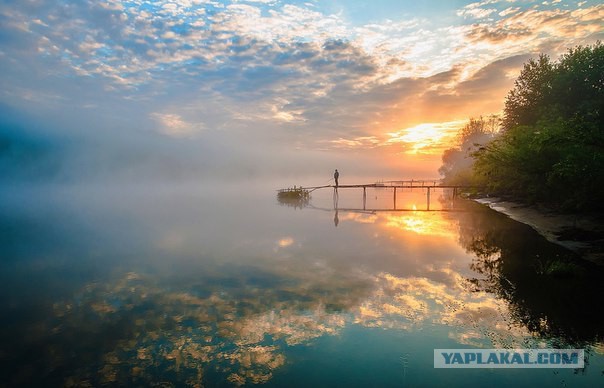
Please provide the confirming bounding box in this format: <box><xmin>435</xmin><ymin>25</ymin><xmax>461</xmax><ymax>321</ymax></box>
<box><xmin>458</xmin><ymin>7</ymin><xmax>497</xmax><ymax>19</ymax></box>
<box><xmin>327</xmin><ymin>136</ymin><xmax>381</xmax><ymax>150</ymax></box>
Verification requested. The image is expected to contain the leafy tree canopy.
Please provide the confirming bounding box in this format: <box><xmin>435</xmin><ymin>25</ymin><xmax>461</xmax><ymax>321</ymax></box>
<box><xmin>478</xmin><ymin>42</ymin><xmax>604</xmax><ymax>211</ymax></box>
<box><xmin>442</xmin><ymin>42</ymin><xmax>604</xmax><ymax>211</ymax></box>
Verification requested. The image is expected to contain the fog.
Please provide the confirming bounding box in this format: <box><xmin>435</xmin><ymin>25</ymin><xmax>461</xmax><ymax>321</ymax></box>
<box><xmin>0</xmin><ymin>100</ymin><xmax>440</xmax><ymax>192</ymax></box>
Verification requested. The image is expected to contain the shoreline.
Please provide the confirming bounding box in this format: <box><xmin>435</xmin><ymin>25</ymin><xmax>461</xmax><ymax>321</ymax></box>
<box><xmin>473</xmin><ymin>197</ymin><xmax>604</xmax><ymax>266</ymax></box>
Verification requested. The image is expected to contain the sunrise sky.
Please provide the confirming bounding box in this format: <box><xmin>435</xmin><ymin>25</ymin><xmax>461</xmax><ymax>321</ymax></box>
<box><xmin>1</xmin><ymin>0</ymin><xmax>602</xmax><ymax>182</ymax></box>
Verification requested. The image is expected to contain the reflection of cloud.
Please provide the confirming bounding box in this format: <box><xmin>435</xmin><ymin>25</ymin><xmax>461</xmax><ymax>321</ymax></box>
<box><xmin>46</xmin><ymin>271</ymin><xmax>356</xmax><ymax>386</ymax></box>
<box><xmin>225</xmin><ymin>346</ymin><xmax>285</xmax><ymax>386</ymax></box>
<box><xmin>352</xmin><ymin>273</ymin><xmax>532</xmax><ymax>348</ymax></box>
<box><xmin>383</xmin><ymin>294</ymin><xmax>428</xmax><ymax>320</ymax></box>
<box><xmin>339</xmin><ymin>212</ymin><xmax>378</xmax><ymax>224</ymax></box>
<box><xmin>593</xmin><ymin>342</ymin><xmax>604</xmax><ymax>355</ymax></box>
<box><xmin>26</xmin><ymin>237</ymin><xmax>585</xmax><ymax>386</ymax></box>
<box><xmin>225</xmin><ymin>307</ymin><xmax>346</xmax><ymax>347</ymax></box>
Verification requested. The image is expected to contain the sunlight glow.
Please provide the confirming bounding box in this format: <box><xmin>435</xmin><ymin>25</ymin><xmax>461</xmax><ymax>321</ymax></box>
<box><xmin>385</xmin><ymin>213</ymin><xmax>457</xmax><ymax>238</ymax></box>
<box><xmin>277</xmin><ymin>237</ymin><xmax>294</xmax><ymax>247</ymax></box>
<box><xmin>387</xmin><ymin>120</ymin><xmax>465</xmax><ymax>155</ymax></box>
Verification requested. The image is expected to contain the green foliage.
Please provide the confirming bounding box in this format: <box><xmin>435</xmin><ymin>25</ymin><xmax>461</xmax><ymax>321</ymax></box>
<box><xmin>503</xmin><ymin>54</ymin><xmax>554</xmax><ymax>130</ymax></box>
<box><xmin>472</xmin><ymin>42</ymin><xmax>604</xmax><ymax>211</ymax></box>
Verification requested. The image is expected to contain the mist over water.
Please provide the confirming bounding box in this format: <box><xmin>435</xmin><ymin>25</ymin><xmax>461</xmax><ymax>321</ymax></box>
<box><xmin>2</xmin><ymin>0</ymin><xmax>603</xmax><ymax>384</ymax></box>
<box><xmin>1</xmin><ymin>181</ymin><xmax>603</xmax><ymax>386</ymax></box>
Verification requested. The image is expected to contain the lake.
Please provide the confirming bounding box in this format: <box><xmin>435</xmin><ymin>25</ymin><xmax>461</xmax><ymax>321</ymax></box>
<box><xmin>1</xmin><ymin>183</ymin><xmax>603</xmax><ymax>387</ymax></box>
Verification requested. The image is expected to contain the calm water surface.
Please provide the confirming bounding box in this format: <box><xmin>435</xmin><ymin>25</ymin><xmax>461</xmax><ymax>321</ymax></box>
<box><xmin>1</xmin><ymin>183</ymin><xmax>603</xmax><ymax>387</ymax></box>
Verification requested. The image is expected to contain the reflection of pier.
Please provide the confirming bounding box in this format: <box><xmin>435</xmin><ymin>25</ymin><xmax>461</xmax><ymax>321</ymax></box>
<box><xmin>327</xmin><ymin>207</ymin><xmax>469</xmax><ymax>213</ymax></box>
<box><xmin>307</xmin><ymin>202</ymin><xmax>471</xmax><ymax>215</ymax></box>
<box><xmin>279</xmin><ymin>180</ymin><xmax>477</xmax><ymax>211</ymax></box>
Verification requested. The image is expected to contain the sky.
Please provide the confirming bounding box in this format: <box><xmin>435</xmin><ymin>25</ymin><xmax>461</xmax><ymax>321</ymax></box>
<box><xmin>0</xmin><ymin>0</ymin><xmax>602</xmax><ymax>183</ymax></box>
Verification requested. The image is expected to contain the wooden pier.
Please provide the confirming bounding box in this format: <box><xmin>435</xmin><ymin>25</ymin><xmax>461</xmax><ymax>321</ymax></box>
<box><xmin>278</xmin><ymin>180</ymin><xmax>478</xmax><ymax>211</ymax></box>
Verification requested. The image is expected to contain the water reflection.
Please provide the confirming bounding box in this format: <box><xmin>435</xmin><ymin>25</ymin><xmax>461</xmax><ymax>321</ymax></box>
<box><xmin>1</xmin><ymin>186</ymin><xmax>603</xmax><ymax>386</ymax></box>
<box><xmin>277</xmin><ymin>188</ymin><xmax>604</xmax><ymax>353</ymax></box>
<box><xmin>1</xmin><ymin>268</ymin><xmax>520</xmax><ymax>386</ymax></box>
<box><xmin>455</xmin><ymin>202</ymin><xmax>604</xmax><ymax>345</ymax></box>
<box><xmin>46</xmin><ymin>271</ymin><xmax>349</xmax><ymax>386</ymax></box>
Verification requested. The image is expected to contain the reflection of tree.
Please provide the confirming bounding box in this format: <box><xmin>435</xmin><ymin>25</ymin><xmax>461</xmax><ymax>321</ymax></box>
<box><xmin>455</xmin><ymin>200</ymin><xmax>604</xmax><ymax>345</ymax></box>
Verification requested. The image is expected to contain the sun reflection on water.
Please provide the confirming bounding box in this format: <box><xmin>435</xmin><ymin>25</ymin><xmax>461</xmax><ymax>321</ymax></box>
<box><xmin>384</xmin><ymin>213</ymin><xmax>457</xmax><ymax>238</ymax></box>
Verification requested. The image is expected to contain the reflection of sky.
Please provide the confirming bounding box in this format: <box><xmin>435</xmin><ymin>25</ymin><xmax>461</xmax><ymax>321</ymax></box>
<box><xmin>2</xmin><ymin>185</ymin><xmax>603</xmax><ymax>386</ymax></box>
<box><xmin>46</xmin><ymin>268</ymin><xmax>528</xmax><ymax>385</ymax></box>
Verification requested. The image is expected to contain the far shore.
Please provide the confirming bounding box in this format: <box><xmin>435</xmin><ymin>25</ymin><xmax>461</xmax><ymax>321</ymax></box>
<box><xmin>473</xmin><ymin>197</ymin><xmax>604</xmax><ymax>266</ymax></box>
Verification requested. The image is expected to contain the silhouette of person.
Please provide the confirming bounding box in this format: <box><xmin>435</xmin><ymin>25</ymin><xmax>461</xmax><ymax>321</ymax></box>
<box><xmin>334</xmin><ymin>169</ymin><xmax>339</xmax><ymax>188</ymax></box>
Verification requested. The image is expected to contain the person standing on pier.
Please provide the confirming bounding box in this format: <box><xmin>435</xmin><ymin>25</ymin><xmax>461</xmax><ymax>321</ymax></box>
<box><xmin>334</xmin><ymin>169</ymin><xmax>339</xmax><ymax>188</ymax></box>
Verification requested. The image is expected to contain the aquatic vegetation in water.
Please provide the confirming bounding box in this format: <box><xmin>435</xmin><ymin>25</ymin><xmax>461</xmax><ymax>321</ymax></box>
<box><xmin>277</xmin><ymin>187</ymin><xmax>310</xmax><ymax>208</ymax></box>
<box><xmin>277</xmin><ymin>187</ymin><xmax>310</xmax><ymax>200</ymax></box>
<box><xmin>534</xmin><ymin>257</ymin><xmax>582</xmax><ymax>278</ymax></box>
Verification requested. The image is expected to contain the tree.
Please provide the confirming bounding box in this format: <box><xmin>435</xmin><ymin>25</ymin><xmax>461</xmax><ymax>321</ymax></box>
<box><xmin>551</xmin><ymin>43</ymin><xmax>604</xmax><ymax>131</ymax></box>
<box><xmin>502</xmin><ymin>54</ymin><xmax>554</xmax><ymax>130</ymax></box>
<box><xmin>473</xmin><ymin>42</ymin><xmax>604</xmax><ymax>211</ymax></box>
<box><xmin>439</xmin><ymin>116</ymin><xmax>499</xmax><ymax>185</ymax></box>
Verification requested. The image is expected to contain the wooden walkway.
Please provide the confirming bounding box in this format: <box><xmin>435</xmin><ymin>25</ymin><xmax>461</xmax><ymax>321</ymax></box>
<box><xmin>278</xmin><ymin>180</ymin><xmax>479</xmax><ymax>211</ymax></box>
<box><xmin>279</xmin><ymin>180</ymin><xmax>476</xmax><ymax>193</ymax></box>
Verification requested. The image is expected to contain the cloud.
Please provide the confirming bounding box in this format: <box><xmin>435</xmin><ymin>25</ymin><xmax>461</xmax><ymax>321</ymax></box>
<box><xmin>464</xmin><ymin>3</ymin><xmax>604</xmax><ymax>48</ymax></box>
<box><xmin>386</xmin><ymin>120</ymin><xmax>467</xmax><ymax>155</ymax></box>
<box><xmin>458</xmin><ymin>7</ymin><xmax>497</xmax><ymax>19</ymax></box>
<box><xmin>466</xmin><ymin>24</ymin><xmax>533</xmax><ymax>43</ymax></box>
<box><xmin>327</xmin><ymin>136</ymin><xmax>381</xmax><ymax>150</ymax></box>
<box><xmin>151</xmin><ymin>112</ymin><xmax>204</xmax><ymax>137</ymax></box>
<box><xmin>0</xmin><ymin>0</ymin><xmax>600</xmax><ymax>182</ymax></box>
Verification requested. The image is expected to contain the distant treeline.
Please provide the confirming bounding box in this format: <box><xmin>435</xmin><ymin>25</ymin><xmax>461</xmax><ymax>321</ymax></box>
<box><xmin>440</xmin><ymin>42</ymin><xmax>604</xmax><ymax>212</ymax></box>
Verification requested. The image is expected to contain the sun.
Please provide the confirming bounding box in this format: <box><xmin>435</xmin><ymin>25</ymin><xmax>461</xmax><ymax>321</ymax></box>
<box><xmin>398</xmin><ymin>124</ymin><xmax>443</xmax><ymax>143</ymax></box>
<box><xmin>387</xmin><ymin>121</ymin><xmax>465</xmax><ymax>154</ymax></box>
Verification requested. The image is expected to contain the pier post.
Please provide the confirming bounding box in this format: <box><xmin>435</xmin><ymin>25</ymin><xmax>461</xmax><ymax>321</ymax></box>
<box><xmin>363</xmin><ymin>187</ymin><xmax>366</xmax><ymax>210</ymax></box>
<box><xmin>393</xmin><ymin>187</ymin><xmax>397</xmax><ymax>210</ymax></box>
<box><xmin>426</xmin><ymin>187</ymin><xmax>431</xmax><ymax>211</ymax></box>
